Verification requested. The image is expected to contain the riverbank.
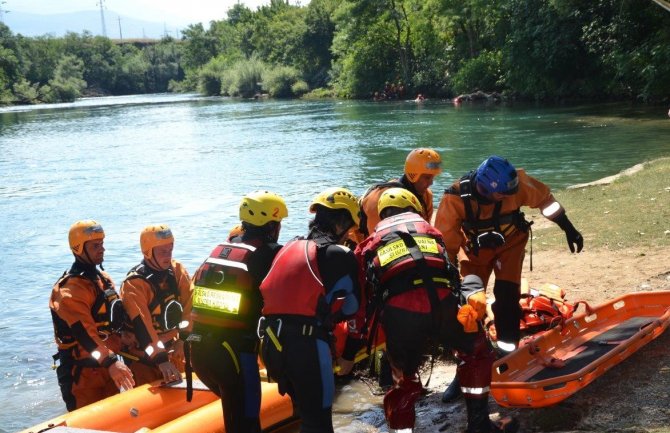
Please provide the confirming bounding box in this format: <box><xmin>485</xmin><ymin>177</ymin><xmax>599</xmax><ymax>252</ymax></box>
<box><xmin>335</xmin><ymin>158</ymin><xmax>670</xmax><ymax>433</ymax></box>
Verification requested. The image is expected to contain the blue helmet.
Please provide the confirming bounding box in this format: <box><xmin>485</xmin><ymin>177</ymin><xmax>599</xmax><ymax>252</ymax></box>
<box><xmin>475</xmin><ymin>156</ymin><xmax>519</xmax><ymax>196</ymax></box>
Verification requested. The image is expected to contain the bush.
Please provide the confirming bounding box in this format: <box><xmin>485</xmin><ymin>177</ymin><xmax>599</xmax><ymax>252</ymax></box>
<box><xmin>198</xmin><ymin>56</ymin><xmax>229</xmax><ymax>96</ymax></box>
<box><xmin>0</xmin><ymin>85</ymin><xmax>15</xmax><ymax>105</ymax></box>
<box><xmin>12</xmin><ymin>79</ymin><xmax>39</xmax><ymax>104</ymax></box>
<box><xmin>291</xmin><ymin>80</ymin><xmax>309</xmax><ymax>97</ymax></box>
<box><xmin>452</xmin><ymin>50</ymin><xmax>503</xmax><ymax>95</ymax></box>
<box><xmin>38</xmin><ymin>84</ymin><xmax>57</xmax><ymax>103</ymax></box>
<box><xmin>262</xmin><ymin>65</ymin><xmax>306</xmax><ymax>98</ymax></box>
<box><xmin>301</xmin><ymin>87</ymin><xmax>335</xmax><ymax>99</ymax></box>
<box><xmin>222</xmin><ymin>58</ymin><xmax>266</xmax><ymax>98</ymax></box>
<box><xmin>48</xmin><ymin>54</ymin><xmax>87</xmax><ymax>102</ymax></box>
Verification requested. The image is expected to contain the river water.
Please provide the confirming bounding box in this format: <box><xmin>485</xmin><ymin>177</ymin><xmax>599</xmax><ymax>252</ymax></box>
<box><xmin>0</xmin><ymin>94</ymin><xmax>668</xmax><ymax>432</ymax></box>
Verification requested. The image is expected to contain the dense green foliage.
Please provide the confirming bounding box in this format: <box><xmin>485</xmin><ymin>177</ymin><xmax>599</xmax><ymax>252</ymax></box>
<box><xmin>0</xmin><ymin>24</ymin><xmax>183</xmax><ymax>104</ymax></box>
<box><xmin>2</xmin><ymin>0</ymin><xmax>669</xmax><ymax>104</ymax></box>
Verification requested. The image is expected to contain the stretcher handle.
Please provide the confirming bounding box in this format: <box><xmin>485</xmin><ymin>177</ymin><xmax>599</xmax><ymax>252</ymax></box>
<box><xmin>572</xmin><ymin>300</ymin><xmax>594</xmax><ymax>315</ymax></box>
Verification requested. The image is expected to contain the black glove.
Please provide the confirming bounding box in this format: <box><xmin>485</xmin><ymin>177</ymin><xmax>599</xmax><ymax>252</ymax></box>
<box><xmin>553</xmin><ymin>213</ymin><xmax>583</xmax><ymax>253</ymax></box>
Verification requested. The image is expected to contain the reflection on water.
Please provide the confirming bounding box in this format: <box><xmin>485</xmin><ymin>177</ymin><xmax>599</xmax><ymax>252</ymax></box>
<box><xmin>0</xmin><ymin>94</ymin><xmax>668</xmax><ymax>431</ymax></box>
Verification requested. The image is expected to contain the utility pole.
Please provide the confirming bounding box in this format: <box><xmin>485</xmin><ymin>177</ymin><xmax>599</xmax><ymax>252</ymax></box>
<box><xmin>98</xmin><ymin>0</ymin><xmax>108</xmax><ymax>37</ymax></box>
<box><xmin>117</xmin><ymin>15</ymin><xmax>122</xmax><ymax>40</ymax></box>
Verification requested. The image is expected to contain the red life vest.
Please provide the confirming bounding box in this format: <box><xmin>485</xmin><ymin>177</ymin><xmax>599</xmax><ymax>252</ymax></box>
<box><xmin>260</xmin><ymin>239</ymin><xmax>325</xmax><ymax>317</ymax></box>
<box><xmin>191</xmin><ymin>241</ymin><xmax>260</xmax><ymax>330</ymax></box>
<box><xmin>362</xmin><ymin>212</ymin><xmax>456</xmax><ymax>309</ymax></box>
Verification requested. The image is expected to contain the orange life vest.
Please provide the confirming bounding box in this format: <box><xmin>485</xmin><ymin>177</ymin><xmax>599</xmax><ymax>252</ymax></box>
<box><xmin>51</xmin><ymin>266</ymin><xmax>123</xmax><ymax>352</ymax></box>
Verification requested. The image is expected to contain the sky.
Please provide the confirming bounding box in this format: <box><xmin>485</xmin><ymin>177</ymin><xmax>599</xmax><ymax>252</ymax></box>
<box><xmin>2</xmin><ymin>0</ymin><xmax>282</xmax><ymax>27</ymax></box>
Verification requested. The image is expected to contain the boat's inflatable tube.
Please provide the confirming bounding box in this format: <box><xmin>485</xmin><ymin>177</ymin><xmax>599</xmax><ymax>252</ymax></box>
<box><xmin>24</xmin><ymin>328</ymin><xmax>386</xmax><ymax>433</ymax></box>
<box><xmin>21</xmin><ymin>379</ymin><xmax>219</xmax><ymax>433</ymax></box>
<box><xmin>491</xmin><ymin>291</ymin><xmax>670</xmax><ymax>408</ymax></box>
<box><xmin>146</xmin><ymin>381</ymin><xmax>295</xmax><ymax>433</ymax></box>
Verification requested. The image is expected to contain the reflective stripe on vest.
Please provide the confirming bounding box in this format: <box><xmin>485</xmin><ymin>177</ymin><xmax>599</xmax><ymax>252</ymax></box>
<box><xmin>191</xmin><ymin>241</ymin><xmax>258</xmax><ymax>329</ymax></box>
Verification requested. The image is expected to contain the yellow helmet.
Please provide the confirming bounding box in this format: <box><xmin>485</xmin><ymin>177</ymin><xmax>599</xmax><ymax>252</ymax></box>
<box><xmin>69</xmin><ymin>220</ymin><xmax>105</xmax><ymax>256</ymax></box>
<box><xmin>239</xmin><ymin>190</ymin><xmax>288</xmax><ymax>227</ymax></box>
<box><xmin>309</xmin><ymin>187</ymin><xmax>360</xmax><ymax>227</ymax></box>
<box><xmin>140</xmin><ymin>224</ymin><xmax>174</xmax><ymax>261</ymax></box>
<box><xmin>404</xmin><ymin>148</ymin><xmax>442</xmax><ymax>182</ymax></box>
<box><xmin>377</xmin><ymin>187</ymin><xmax>424</xmax><ymax>217</ymax></box>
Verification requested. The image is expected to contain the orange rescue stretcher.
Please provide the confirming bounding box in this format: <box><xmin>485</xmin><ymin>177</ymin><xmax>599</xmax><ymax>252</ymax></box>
<box><xmin>490</xmin><ymin>291</ymin><xmax>670</xmax><ymax>408</ymax></box>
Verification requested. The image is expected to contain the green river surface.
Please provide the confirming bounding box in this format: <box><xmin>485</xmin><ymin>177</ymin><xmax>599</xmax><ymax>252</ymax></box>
<box><xmin>1</xmin><ymin>94</ymin><xmax>668</xmax><ymax>432</ymax></box>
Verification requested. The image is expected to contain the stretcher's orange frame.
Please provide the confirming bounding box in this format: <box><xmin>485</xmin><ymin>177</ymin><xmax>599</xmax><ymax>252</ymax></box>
<box><xmin>491</xmin><ymin>291</ymin><xmax>670</xmax><ymax>408</ymax></box>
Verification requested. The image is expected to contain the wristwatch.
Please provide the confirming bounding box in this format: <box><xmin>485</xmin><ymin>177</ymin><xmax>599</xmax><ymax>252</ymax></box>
<box><xmin>101</xmin><ymin>353</ymin><xmax>119</xmax><ymax>368</ymax></box>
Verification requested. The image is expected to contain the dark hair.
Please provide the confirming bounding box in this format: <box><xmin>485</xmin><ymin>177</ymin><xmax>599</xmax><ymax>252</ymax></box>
<box><xmin>241</xmin><ymin>221</ymin><xmax>279</xmax><ymax>243</ymax></box>
<box><xmin>379</xmin><ymin>206</ymin><xmax>416</xmax><ymax>220</ymax></box>
<box><xmin>307</xmin><ymin>205</ymin><xmax>352</xmax><ymax>239</ymax></box>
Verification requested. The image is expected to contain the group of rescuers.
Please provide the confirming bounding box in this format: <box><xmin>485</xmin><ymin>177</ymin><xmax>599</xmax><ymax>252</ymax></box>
<box><xmin>50</xmin><ymin>149</ymin><xmax>584</xmax><ymax>433</ymax></box>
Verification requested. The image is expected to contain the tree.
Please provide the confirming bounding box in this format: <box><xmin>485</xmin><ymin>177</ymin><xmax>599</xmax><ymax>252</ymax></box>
<box><xmin>48</xmin><ymin>54</ymin><xmax>87</xmax><ymax>102</ymax></box>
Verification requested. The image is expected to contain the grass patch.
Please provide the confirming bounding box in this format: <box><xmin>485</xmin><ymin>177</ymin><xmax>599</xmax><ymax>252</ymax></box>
<box><xmin>527</xmin><ymin>157</ymin><xmax>670</xmax><ymax>251</ymax></box>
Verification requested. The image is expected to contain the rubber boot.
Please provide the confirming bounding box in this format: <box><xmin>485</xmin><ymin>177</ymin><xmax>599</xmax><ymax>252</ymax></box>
<box><xmin>441</xmin><ymin>375</ymin><xmax>462</xmax><ymax>403</ymax></box>
<box><xmin>465</xmin><ymin>397</ymin><xmax>519</xmax><ymax>433</ymax></box>
<box><xmin>383</xmin><ymin>379</ymin><xmax>423</xmax><ymax>431</ymax></box>
<box><xmin>378</xmin><ymin>351</ymin><xmax>394</xmax><ymax>389</ymax></box>
<box><xmin>465</xmin><ymin>397</ymin><xmax>491</xmax><ymax>433</ymax></box>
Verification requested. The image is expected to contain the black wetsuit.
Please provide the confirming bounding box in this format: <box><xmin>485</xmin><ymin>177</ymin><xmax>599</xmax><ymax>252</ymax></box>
<box><xmin>191</xmin><ymin>234</ymin><xmax>281</xmax><ymax>433</ymax></box>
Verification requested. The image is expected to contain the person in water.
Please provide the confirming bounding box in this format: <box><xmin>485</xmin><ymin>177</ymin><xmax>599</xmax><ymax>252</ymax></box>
<box><xmin>191</xmin><ymin>191</ymin><xmax>288</xmax><ymax>433</ymax></box>
<box><xmin>355</xmin><ymin>188</ymin><xmax>518</xmax><ymax>433</ymax></box>
<box><xmin>50</xmin><ymin>220</ymin><xmax>134</xmax><ymax>410</ymax></box>
<box><xmin>120</xmin><ymin>224</ymin><xmax>193</xmax><ymax>386</ymax></box>
<box><xmin>259</xmin><ymin>187</ymin><xmax>362</xmax><ymax>433</ymax></box>
<box><xmin>434</xmin><ymin>155</ymin><xmax>583</xmax><ymax>401</ymax></box>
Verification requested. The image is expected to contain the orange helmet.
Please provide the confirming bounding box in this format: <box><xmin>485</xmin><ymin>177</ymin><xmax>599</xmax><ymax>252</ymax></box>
<box><xmin>404</xmin><ymin>148</ymin><xmax>442</xmax><ymax>182</ymax></box>
<box><xmin>310</xmin><ymin>187</ymin><xmax>360</xmax><ymax>227</ymax></box>
<box><xmin>140</xmin><ymin>224</ymin><xmax>174</xmax><ymax>261</ymax></box>
<box><xmin>68</xmin><ymin>220</ymin><xmax>104</xmax><ymax>257</ymax></box>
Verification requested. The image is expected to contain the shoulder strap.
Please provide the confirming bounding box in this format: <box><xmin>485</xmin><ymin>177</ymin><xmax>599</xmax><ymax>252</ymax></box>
<box><xmin>459</xmin><ymin>172</ymin><xmax>478</xmax><ymax>228</ymax></box>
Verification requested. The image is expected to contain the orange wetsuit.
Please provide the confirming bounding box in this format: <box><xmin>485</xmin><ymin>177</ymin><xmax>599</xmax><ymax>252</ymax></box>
<box><xmin>434</xmin><ymin>169</ymin><xmax>558</xmax><ymax>285</ymax></box>
<box><xmin>360</xmin><ymin>175</ymin><xmax>434</xmax><ymax>238</ymax></box>
<box><xmin>50</xmin><ymin>263</ymin><xmax>123</xmax><ymax>410</ymax></box>
<box><xmin>120</xmin><ymin>260</ymin><xmax>193</xmax><ymax>385</ymax></box>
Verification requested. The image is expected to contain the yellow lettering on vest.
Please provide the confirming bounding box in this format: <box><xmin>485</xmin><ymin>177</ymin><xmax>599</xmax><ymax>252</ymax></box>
<box><xmin>193</xmin><ymin>286</ymin><xmax>241</xmax><ymax>314</ymax></box>
<box><xmin>377</xmin><ymin>236</ymin><xmax>439</xmax><ymax>267</ymax></box>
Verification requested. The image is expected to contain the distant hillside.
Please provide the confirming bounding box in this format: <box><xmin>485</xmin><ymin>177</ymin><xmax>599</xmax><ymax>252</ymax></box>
<box><xmin>2</xmin><ymin>10</ymin><xmax>184</xmax><ymax>39</ymax></box>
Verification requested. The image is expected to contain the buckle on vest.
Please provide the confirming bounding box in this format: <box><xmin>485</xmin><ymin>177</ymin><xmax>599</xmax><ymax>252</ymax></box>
<box><xmin>186</xmin><ymin>333</ymin><xmax>202</xmax><ymax>343</ymax></box>
<box><xmin>256</xmin><ymin>316</ymin><xmax>266</xmax><ymax>339</ymax></box>
<box><xmin>475</xmin><ymin>231</ymin><xmax>506</xmax><ymax>249</ymax></box>
<box><xmin>460</xmin><ymin>179</ymin><xmax>472</xmax><ymax>198</ymax></box>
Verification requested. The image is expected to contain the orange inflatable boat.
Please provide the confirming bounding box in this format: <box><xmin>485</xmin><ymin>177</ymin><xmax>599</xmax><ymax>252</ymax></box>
<box><xmin>491</xmin><ymin>291</ymin><xmax>670</xmax><ymax>408</ymax></box>
<box><xmin>22</xmin><ymin>375</ymin><xmax>294</xmax><ymax>433</ymax></box>
<box><xmin>23</xmin><ymin>322</ymin><xmax>385</xmax><ymax>433</ymax></box>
